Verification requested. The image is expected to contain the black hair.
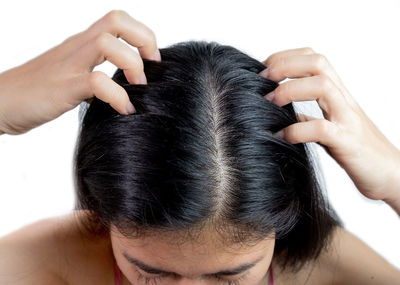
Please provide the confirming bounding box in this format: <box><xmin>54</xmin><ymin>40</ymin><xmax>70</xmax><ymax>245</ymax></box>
<box><xmin>73</xmin><ymin>40</ymin><xmax>343</xmax><ymax>274</ymax></box>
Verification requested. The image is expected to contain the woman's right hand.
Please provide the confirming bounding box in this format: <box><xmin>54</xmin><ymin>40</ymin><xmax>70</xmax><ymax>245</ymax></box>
<box><xmin>0</xmin><ymin>9</ymin><xmax>161</xmax><ymax>135</ymax></box>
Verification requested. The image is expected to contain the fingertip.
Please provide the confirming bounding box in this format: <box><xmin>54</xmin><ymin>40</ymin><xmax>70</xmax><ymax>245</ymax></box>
<box><xmin>273</xmin><ymin>129</ymin><xmax>285</xmax><ymax>140</ymax></box>
<box><xmin>124</xmin><ymin>69</ymin><xmax>146</xmax><ymax>85</ymax></box>
<box><xmin>259</xmin><ymin>68</ymin><xmax>269</xmax><ymax>78</ymax></box>
<box><xmin>264</xmin><ymin>91</ymin><xmax>275</xmax><ymax>102</ymax></box>
<box><xmin>139</xmin><ymin>72</ymin><xmax>147</xmax><ymax>84</ymax></box>
<box><xmin>126</xmin><ymin>101</ymin><xmax>136</xmax><ymax>115</ymax></box>
<box><xmin>154</xmin><ymin>49</ymin><xmax>162</xmax><ymax>62</ymax></box>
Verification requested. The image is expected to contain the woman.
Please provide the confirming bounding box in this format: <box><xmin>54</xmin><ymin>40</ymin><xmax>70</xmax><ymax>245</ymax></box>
<box><xmin>0</xmin><ymin>9</ymin><xmax>399</xmax><ymax>285</ymax></box>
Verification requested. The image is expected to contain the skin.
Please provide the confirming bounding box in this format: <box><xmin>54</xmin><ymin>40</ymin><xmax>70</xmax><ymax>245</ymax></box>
<box><xmin>0</xmin><ymin>8</ymin><xmax>400</xmax><ymax>285</ymax></box>
<box><xmin>110</xmin><ymin>224</ymin><xmax>275</xmax><ymax>284</ymax></box>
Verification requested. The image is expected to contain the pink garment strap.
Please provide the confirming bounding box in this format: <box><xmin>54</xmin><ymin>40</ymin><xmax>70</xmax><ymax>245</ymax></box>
<box><xmin>114</xmin><ymin>257</ymin><xmax>122</xmax><ymax>285</ymax></box>
<box><xmin>269</xmin><ymin>260</ymin><xmax>274</xmax><ymax>285</ymax></box>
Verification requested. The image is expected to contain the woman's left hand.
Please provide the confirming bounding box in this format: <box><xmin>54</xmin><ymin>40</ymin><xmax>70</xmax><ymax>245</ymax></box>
<box><xmin>258</xmin><ymin>47</ymin><xmax>400</xmax><ymax>203</ymax></box>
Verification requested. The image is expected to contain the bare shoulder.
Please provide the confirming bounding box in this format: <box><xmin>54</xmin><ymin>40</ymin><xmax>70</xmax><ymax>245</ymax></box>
<box><xmin>0</xmin><ymin>214</ymin><xmax>71</xmax><ymax>284</ymax></box>
<box><xmin>0</xmin><ymin>211</ymin><xmax>115</xmax><ymax>285</ymax></box>
<box><xmin>274</xmin><ymin>226</ymin><xmax>400</xmax><ymax>285</ymax></box>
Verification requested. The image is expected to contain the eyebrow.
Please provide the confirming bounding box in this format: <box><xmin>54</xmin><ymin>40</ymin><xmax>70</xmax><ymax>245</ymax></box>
<box><xmin>122</xmin><ymin>251</ymin><xmax>264</xmax><ymax>276</ymax></box>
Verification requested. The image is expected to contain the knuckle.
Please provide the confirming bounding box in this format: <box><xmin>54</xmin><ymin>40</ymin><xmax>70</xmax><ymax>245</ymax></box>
<box><xmin>316</xmin><ymin>119</ymin><xmax>332</xmax><ymax>136</ymax></box>
<box><xmin>303</xmin><ymin>47</ymin><xmax>315</xmax><ymax>54</ymax></box>
<box><xmin>319</xmin><ymin>74</ymin><xmax>335</xmax><ymax>93</ymax></box>
<box><xmin>312</xmin><ymin>53</ymin><xmax>327</xmax><ymax>69</ymax></box>
<box><xmin>142</xmin><ymin>28</ymin><xmax>157</xmax><ymax>43</ymax></box>
<box><xmin>88</xmin><ymin>71</ymin><xmax>105</xmax><ymax>90</ymax></box>
<box><xmin>105</xmin><ymin>10</ymin><xmax>126</xmax><ymax>29</ymax></box>
<box><xmin>94</xmin><ymin>32</ymin><xmax>112</xmax><ymax>51</ymax></box>
<box><xmin>107</xmin><ymin>9</ymin><xmax>127</xmax><ymax>20</ymax></box>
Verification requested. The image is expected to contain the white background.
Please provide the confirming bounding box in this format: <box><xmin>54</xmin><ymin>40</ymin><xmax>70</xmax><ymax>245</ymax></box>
<box><xmin>1</xmin><ymin>0</ymin><xmax>399</xmax><ymax>270</ymax></box>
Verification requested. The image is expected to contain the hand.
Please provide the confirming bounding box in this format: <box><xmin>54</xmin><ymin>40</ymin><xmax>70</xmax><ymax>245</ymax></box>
<box><xmin>0</xmin><ymin>9</ymin><xmax>161</xmax><ymax>135</ymax></box>
<box><xmin>258</xmin><ymin>47</ymin><xmax>400</xmax><ymax>203</ymax></box>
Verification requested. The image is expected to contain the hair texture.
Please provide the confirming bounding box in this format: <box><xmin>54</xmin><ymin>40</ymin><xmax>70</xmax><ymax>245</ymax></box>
<box><xmin>73</xmin><ymin>40</ymin><xmax>343</xmax><ymax>274</ymax></box>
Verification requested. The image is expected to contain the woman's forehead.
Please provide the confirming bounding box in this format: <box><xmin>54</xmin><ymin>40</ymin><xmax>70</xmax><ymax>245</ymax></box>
<box><xmin>111</xmin><ymin>227</ymin><xmax>275</xmax><ymax>278</ymax></box>
<box><xmin>110</xmin><ymin>225</ymin><xmax>275</xmax><ymax>257</ymax></box>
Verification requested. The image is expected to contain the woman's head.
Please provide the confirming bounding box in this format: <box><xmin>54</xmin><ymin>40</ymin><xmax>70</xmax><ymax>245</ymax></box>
<box><xmin>73</xmin><ymin>40</ymin><xmax>343</xmax><ymax>284</ymax></box>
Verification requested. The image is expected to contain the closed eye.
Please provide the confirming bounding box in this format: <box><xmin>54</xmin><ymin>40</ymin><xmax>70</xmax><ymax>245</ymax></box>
<box><xmin>136</xmin><ymin>269</ymin><xmax>250</xmax><ymax>285</ymax></box>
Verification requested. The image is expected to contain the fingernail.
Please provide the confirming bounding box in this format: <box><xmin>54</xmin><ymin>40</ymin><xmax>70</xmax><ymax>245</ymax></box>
<box><xmin>273</xmin><ymin>129</ymin><xmax>285</xmax><ymax>139</ymax></box>
<box><xmin>154</xmin><ymin>49</ymin><xmax>162</xmax><ymax>62</ymax></box>
<box><xmin>265</xmin><ymin>91</ymin><xmax>275</xmax><ymax>102</ymax></box>
<box><xmin>139</xmin><ymin>72</ymin><xmax>147</xmax><ymax>84</ymax></box>
<box><xmin>259</xmin><ymin>68</ymin><xmax>269</xmax><ymax>78</ymax></box>
<box><xmin>126</xmin><ymin>101</ymin><xmax>136</xmax><ymax>114</ymax></box>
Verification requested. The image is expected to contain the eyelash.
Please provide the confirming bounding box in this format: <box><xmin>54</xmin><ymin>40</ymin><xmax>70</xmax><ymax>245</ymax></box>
<box><xmin>136</xmin><ymin>270</ymin><xmax>164</xmax><ymax>285</ymax></box>
<box><xmin>135</xmin><ymin>270</ymin><xmax>249</xmax><ymax>285</ymax></box>
<box><xmin>214</xmin><ymin>272</ymin><xmax>249</xmax><ymax>285</ymax></box>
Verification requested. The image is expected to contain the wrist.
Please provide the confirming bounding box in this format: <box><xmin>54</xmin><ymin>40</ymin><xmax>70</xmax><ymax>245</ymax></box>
<box><xmin>383</xmin><ymin>194</ymin><xmax>400</xmax><ymax>216</ymax></box>
<box><xmin>382</xmin><ymin>151</ymin><xmax>400</xmax><ymax>216</ymax></box>
<box><xmin>0</xmin><ymin>72</ymin><xmax>8</xmax><ymax>135</ymax></box>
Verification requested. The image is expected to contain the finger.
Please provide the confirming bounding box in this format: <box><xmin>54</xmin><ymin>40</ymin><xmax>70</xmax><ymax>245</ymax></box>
<box><xmin>295</xmin><ymin>113</ymin><xmax>318</xmax><ymax>122</ymax></box>
<box><xmin>277</xmin><ymin>118</ymin><xmax>341</xmax><ymax>147</ymax></box>
<box><xmin>81</xmin><ymin>32</ymin><xmax>147</xmax><ymax>85</ymax></box>
<box><xmin>77</xmin><ymin>71</ymin><xmax>134</xmax><ymax>115</ymax></box>
<box><xmin>85</xmin><ymin>10</ymin><xmax>161</xmax><ymax>62</ymax></box>
<box><xmin>263</xmin><ymin>53</ymin><xmax>340</xmax><ymax>83</ymax></box>
<box><xmin>260</xmin><ymin>47</ymin><xmax>315</xmax><ymax>70</ymax></box>
<box><xmin>273</xmin><ymin>113</ymin><xmax>318</xmax><ymax>139</ymax></box>
<box><xmin>261</xmin><ymin>52</ymin><xmax>360</xmax><ymax>112</ymax></box>
<box><xmin>264</xmin><ymin>75</ymin><xmax>348</xmax><ymax>120</ymax></box>
<box><xmin>259</xmin><ymin>47</ymin><xmax>357</xmax><ymax>108</ymax></box>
